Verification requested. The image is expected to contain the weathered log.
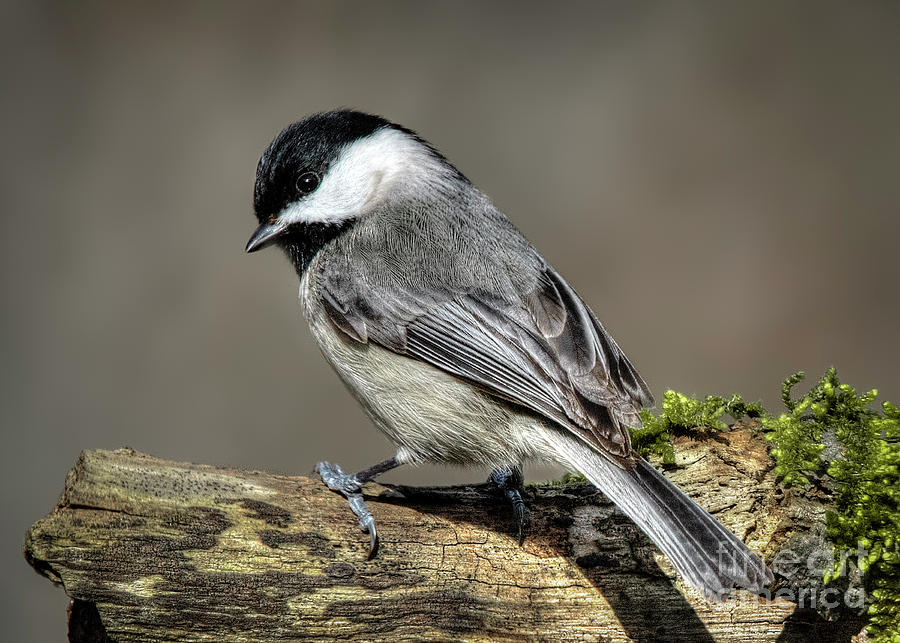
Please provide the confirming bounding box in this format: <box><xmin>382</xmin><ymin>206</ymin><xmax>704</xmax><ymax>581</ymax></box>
<box><xmin>25</xmin><ymin>424</ymin><xmax>867</xmax><ymax>641</ymax></box>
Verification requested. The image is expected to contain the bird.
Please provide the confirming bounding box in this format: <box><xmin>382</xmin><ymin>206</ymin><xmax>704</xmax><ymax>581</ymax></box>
<box><xmin>245</xmin><ymin>109</ymin><xmax>773</xmax><ymax>600</ymax></box>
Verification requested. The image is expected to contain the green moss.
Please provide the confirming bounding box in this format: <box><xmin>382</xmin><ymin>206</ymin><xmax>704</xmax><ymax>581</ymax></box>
<box><xmin>761</xmin><ymin>371</ymin><xmax>827</xmax><ymax>486</ymax></box>
<box><xmin>542</xmin><ymin>368</ymin><xmax>898</xmax><ymax>639</ymax></box>
<box><xmin>631</xmin><ymin>390</ymin><xmax>764</xmax><ymax>464</ymax></box>
<box><xmin>540</xmin><ymin>390</ymin><xmax>762</xmax><ymax>482</ymax></box>
<box><xmin>764</xmin><ymin>368</ymin><xmax>900</xmax><ymax>642</ymax></box>
<box><xmin>539</xmin><ymin>471</ymin><xmax>588</xmax><ymax>486</ymax></box>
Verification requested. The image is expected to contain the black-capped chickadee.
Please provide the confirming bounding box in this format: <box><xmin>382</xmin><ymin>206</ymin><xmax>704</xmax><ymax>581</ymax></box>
<box><xmin>246</xmin><ymin>110</ymin><xmax>772</xmax><ymax>599</ymax></box>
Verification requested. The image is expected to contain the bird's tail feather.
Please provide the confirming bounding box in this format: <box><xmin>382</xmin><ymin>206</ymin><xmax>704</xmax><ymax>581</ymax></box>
<box><xmin>547</xmin><ymin>432</ymin><xmax>773</xmax><ymax>599</ymax></box>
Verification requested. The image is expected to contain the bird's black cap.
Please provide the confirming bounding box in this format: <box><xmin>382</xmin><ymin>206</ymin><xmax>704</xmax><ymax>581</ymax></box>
<box><xmin>253</xmin><ymin>110</ymin><xmax>468</xmax><ymax>224</ymax></box>
<box><xmin>253</xmin><ymin>110</ymin><xmax>394</xmax><ymax>223</ymax></box>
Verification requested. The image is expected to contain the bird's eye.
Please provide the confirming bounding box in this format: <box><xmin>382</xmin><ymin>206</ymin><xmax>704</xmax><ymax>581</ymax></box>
<box><xmin>296</xmin><ymin>172</ymin><xmax>320</xmax><ymax>195</ymax></box>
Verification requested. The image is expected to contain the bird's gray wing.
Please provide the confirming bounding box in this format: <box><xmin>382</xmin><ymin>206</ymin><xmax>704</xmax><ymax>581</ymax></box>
<box><xmin>316</xmin><ymin>256</ymin><xmax>652</xmax><ymax>467</ymax></box>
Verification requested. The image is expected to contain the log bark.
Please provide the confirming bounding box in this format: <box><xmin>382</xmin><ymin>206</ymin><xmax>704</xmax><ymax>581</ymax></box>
<box><xmin>25</xmin><ymin>423</ymin><xmax>868</xmax><ymax>642</ymax></box>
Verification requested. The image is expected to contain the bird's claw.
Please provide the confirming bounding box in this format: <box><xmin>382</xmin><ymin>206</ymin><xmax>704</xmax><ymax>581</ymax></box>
<box><xmin>315</xmin><ymin>461</ymin><xmax>379</xmax><ymax>556</ymax></box>
<box><xmin>511</xmin><ymin>493</ymin><xmax>530</xmax><ymax>545</ymax></box>
<box><xmin>315</xmin><ymin>461</ymin><xmax>362</xmax><ymax>494</ymax></box>
<box><xmin>489</xmin><ymin>465</ymin><xmax>531</xmax><ymax>545</ymax></box>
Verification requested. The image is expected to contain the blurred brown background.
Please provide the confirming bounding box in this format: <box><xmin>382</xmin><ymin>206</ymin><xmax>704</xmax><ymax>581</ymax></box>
<box><xmin>2</xmin><ymin>1</ymin><xmax>898</xmax><ymax>639</ymax></box>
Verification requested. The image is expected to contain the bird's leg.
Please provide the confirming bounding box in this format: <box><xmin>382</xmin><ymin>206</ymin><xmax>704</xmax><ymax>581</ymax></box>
<box><xmin>315</xmin><ymin>456</ymin><xmax>401</xmax><ymax>558</ymax></box>
<box><xmin>488</xmin><ymin>464</ymin><xmax>530</xmax><ymax>545</ymax></box>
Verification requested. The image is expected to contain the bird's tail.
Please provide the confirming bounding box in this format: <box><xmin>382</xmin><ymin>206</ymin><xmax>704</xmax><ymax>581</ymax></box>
<box><xmin>546</xmin><ymin>432</ymin><xmax>773</xmax><ymax>599</ymax></box>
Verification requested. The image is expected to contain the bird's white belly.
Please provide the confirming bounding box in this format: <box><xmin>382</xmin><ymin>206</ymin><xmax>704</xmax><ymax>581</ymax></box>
<box><xmin>299</xmin><ymin>275</ymin><xmax>557</xmax><ymax>467</ymax></box>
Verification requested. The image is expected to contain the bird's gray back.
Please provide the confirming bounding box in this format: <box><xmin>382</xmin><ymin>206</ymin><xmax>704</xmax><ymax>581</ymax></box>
<box><xmin>330</xmin><ymin>190</ymin><xmax>542</xmax><ymax>310</ymax></box>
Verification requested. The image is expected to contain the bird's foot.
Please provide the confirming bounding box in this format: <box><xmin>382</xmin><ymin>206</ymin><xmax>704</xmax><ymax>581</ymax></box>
<box><xmin>315</xmin><ymin>461</ymin><xmax>378</xmax><ymax>557</ymax></box>
<box><xmin>489</xmin><ymin>465</ymin><xmax>530</xmax><ymax>545</ymax></box>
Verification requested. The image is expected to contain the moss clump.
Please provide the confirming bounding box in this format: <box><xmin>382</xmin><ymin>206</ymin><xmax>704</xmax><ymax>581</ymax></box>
<box><xmin>540</xmin><ymin>471</ymin><xmax>588</xmax><ymax>486</ymax></box>
<box><xmin>761</xmin><ymin>371</ymin><xmax>828</xmax><ymax>486</ymax></box>
<box><xmin>632</xmin><ymin>390</ymin><xmax>764</xmax><ymax>464</ymax></box>
<box><xmin>541</xmin><ymin>390</ymin><xmax>762</xmax><ymax>482</ymax></box>
<box><xmin>764</xmin><ymin>368</ymin><xmax>900</xmax><ymax>642</ymax></box>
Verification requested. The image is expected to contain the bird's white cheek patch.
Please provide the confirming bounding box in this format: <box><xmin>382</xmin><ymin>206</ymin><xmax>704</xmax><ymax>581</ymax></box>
<box><xmin>277</xmin><ymin>127</ymin><xmax>439</xmax><ymax>226</ymax></box>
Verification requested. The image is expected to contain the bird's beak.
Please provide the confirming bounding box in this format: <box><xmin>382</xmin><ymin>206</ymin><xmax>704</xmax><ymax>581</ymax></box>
<box><xmin>245</xmin><ymin>222</ymin><xmax>282</xmax><ymax>253</ymax></box>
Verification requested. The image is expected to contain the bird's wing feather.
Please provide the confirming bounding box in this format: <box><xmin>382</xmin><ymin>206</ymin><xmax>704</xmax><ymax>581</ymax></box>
<box><xmin>315</xmin><ymin>249</ymin><xmax>652</xmax><ymax>467</ymax></box>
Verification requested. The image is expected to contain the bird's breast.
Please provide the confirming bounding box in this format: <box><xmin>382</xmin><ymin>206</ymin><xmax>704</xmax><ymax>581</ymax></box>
<box><xmin>299</xmin><ymin>266</ymin><xmax>558</xmax><ymax>467</ymax></box>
